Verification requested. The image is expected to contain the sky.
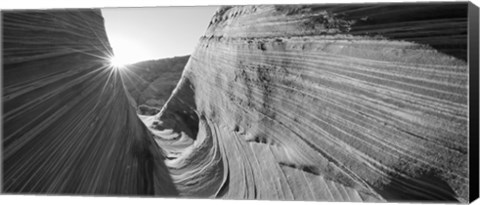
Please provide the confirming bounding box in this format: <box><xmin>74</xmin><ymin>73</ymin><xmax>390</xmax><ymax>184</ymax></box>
<box><xmin>101</xmin><ymin>6</ymin><xmax>219</xmax><ymax>64</ymax></box>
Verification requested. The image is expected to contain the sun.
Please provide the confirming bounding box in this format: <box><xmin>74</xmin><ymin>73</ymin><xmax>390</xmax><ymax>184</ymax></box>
<box><xmin>109</xmin><ymin>56</ymin><xmax>127</xmax><ymax>69</ymax></box>
<box><xmin>106</xmin><ymin>35</ymin><xmax>156</xmax><ymax>67</ymax></box>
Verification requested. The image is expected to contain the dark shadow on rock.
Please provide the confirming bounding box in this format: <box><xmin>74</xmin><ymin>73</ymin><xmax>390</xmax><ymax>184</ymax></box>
<box><xmin>376</xmin><ymin>171</ymin><xmax>459</xmax><ymax>202</ymax></box>
<box><xmin>282</xmin><ymin>3</ymin><xmax>468</xmax><ymax>61</ymax></box>
<box><xmin>156</xmin><ymin>77</ymin><xmax>199</xmax><ymax>141</ymax></box>
<box><xmin>138</xmin><ymin>104</ymin><xmax>161</xmax><ymax>115</ymax></box>
<box><xmin>346</xmin><ymin>3</ymin><xmax>468</xmax><ymax>61</ymax></box>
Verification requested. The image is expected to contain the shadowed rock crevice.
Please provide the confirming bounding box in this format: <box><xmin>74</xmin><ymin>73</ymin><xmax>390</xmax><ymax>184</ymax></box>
<box><xmin>141</xmin><ymin>76</ymin><xmax>224</xmax><ymax>197</ymax></box>
<box><xmin>150</xmin><ymin>77</ymin><xmax>199</xmax><ymax>141</ymax></box>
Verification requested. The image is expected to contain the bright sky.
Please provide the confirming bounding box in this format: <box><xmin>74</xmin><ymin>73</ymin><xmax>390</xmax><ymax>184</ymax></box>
<box><xmin>101</xmin><ymin>6</ymin><xmax>219</xmax><ymax>65</ymax></box>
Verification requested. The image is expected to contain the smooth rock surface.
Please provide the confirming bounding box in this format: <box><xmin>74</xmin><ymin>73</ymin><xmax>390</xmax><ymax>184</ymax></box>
<box><xmin>147</xmin><ymin>4</ymin><xmax>469</xmax><ymax>202</ymax></box>
<box><xmin>2</xmin><ymin>4</ymin><xmax>470</xmax><ymax>202</ymax></box>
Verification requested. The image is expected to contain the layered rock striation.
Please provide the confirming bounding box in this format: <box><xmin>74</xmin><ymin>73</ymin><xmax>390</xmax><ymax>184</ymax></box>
<box><xmin>147</xmin><ymin>4</ymin><xmax>469</xmax><ymax>202</ymax></box>
<box><xmin>2</xmin><ymin>10</ymin><xmax>177</xmax><ymax>195</ymax></box>
<box><xmin>2</xmin><ymin>4</ymin><xmax>471</xmax><ymax>202</ymax></box>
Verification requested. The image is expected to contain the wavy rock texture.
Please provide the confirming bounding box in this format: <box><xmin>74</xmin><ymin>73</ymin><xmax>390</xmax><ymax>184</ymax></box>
<box><xmin>145</xmin><ymin>4</ymin><xmax>469</xmax><ymax>202</ymax></box>
<box><xmin>2</xmin><ymin>4</ymin><xmax>470</xmax><ymax>203</ymax></box>
<box><xmin>2</xmin><ymin>10</ymin><xmax>177</xmax><ymax>195</ymax></box>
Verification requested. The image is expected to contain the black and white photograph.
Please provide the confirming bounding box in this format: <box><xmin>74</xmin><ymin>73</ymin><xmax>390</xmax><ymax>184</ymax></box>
<box><xmin>1</xmin><ymin>0</ymin><xmax>479</xmax><ymax>204</ymax></box>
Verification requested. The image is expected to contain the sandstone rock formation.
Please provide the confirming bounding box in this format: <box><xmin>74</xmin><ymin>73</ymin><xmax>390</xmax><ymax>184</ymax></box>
<box><xmin>146</xmin><ymin>4</ymin><xmax>469</xmax><ymax>202</ymax></box>
<box><xmin>2</xmin><ymin>3</ymin><xmax>471</xmax><ymax>203</ymax></box>
<box><xmin>2</xmin><ymin>10</ymin><xmax>177</xmax><ymax>195</ymax></box>
<box><xmin>122</xmin><ymin>56</ymin><xmax>189</xmax><ymax>110</ymax></box>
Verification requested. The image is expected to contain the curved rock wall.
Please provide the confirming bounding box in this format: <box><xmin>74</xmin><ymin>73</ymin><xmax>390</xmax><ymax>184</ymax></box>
<box><xmin>2</xmin><ymin>10</ymin><xmax>177</xmax><ymax>195</ymax></box>
<box><xmin>148</xmin><ymin>4</ymin><xmax>469</xmax><ymax>202</ymax></box>
<box><xmin>2</xmin><ymin>4</ymin><xmax>470</xmax><ymax>202</ymax></box>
